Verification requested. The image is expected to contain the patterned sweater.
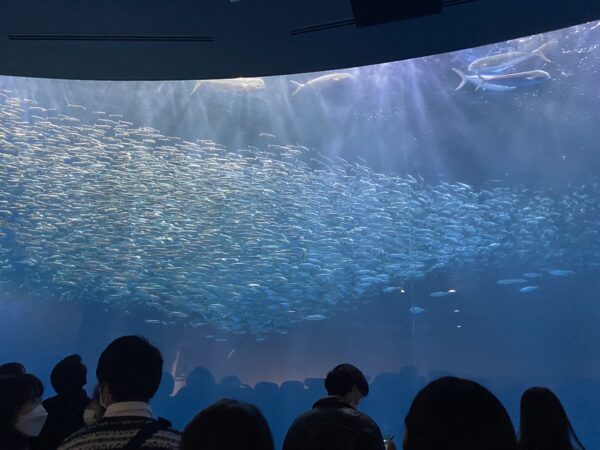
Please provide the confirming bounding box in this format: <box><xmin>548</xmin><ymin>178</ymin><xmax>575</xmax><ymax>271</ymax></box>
<box><xmin>57</xmin><ymin>417</ymin><xmax>181</xmax><ymax>450</ymax></box>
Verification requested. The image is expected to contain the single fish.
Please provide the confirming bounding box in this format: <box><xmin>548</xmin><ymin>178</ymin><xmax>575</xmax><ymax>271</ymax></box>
<box><xmin>474</xmin><ymin>70</ymin><xmax>550</xmax><ymax>89</ymax></box>
<box><xmin>548</xmin><ymin>269</ymin><xmax>575</xmax><ymax>277</ymax></box>
<box><xmin>497</xmin><ymin>278</ymin><xmax>528</xmax><ymax>285</ymax></box>
<box><xmin>191</xmin><ymin>77</ymin><xmax>265</xmax><ymax>94</ymax></box>
<box><xmin>468</xmin><ymin>41</ymin><xmax>555</xmax><ymax>74</ymax></box>
<box><xmin>452</xmin><ymin>69</ymin><xmax>516</xmax><ymax>92</ymax></box>
<box><xmin>452</xmin><ymin>69</ymin><xmax>550</xmax><ymax>91</ymax></box>
<box><xmin>289</xmin><ymin>72</ymin><xmax>355</xmax><ymax>96</ymax></box>
<box><xmin>227</xmin><ymin>348</ymin><xmax>235</xmax><ymax>359</ymax></box>
<box><xmin>303</xmin><ymin>314</ymin><xmax>327</xmax><ymax>321</ymax></box>
<box><xmin>409</xmin><ymin>306</ymin><xmax>425</xmax><ymax>315</ymax></box>
<box><xmin>430</xmin><ymin>291</ymin><xmax>449</xmax><ymax>297</ymax></box>
<box><xmin>519</xmin><ymin>285</ymin><xmax>539</xmax><ymax>293</ymax></box>
<box><xmin>523</xmin><ymin>272</ymin><xmax>541</xmax><ymax>278</ymax></box>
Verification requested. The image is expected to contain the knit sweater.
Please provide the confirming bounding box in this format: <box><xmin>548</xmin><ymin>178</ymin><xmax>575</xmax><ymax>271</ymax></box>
<box><xmin>57</xmin><ymin>416</ymin><xmax>181</xmax><ymax>450</ymax></box>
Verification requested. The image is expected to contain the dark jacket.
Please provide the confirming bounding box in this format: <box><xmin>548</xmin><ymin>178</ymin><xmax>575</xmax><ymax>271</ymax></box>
<box><xmin>283</xmin><ymin>396</ymin><xmax>386</xmax><ymax>450</ymax></box>
<box><xmin>34</xmin><ymin>389</ymin><xmax>91</xmax><ymax>450</ymax></box>
<box><xmin>0</xmin><ymin>428</ymin><xmax>31</xmax><ymax>450</ymax></box>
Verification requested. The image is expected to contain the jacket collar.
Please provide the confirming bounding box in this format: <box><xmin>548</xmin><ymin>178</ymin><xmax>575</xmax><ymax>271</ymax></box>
<box><xmin>313</xmin><ymin>395</ymin><xmax>356</xmax><ymax>410</ymax></box>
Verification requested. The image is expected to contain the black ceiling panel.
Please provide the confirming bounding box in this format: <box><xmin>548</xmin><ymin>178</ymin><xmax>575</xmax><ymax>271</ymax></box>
<box><xmin>0</xmin><ymin>0</ymin><xmax>598</xmax><ymax>80</ymax></box>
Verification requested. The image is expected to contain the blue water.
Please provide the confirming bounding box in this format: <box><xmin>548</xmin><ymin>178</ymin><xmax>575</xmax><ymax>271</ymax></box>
<box><xmin>1</xmin><ymin>20</ymin><xmax>600</xmax><ymax>448</ymax></box>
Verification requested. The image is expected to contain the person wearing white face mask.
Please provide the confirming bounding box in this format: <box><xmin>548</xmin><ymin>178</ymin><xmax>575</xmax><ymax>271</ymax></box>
<box><xmin>0</xmin><ymin>372</ymin><xmax>47</xmax><ymax>450</ymax></box>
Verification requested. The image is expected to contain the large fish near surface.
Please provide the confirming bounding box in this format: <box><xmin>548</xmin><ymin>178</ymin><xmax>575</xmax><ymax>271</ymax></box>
<box><xmin>468</xmin><ymin>41</ymin><xmax>556</xmax><ymax>74</ymax></box>
<box><xmin>289</xmin><ymin>72</ymin><xmax>355</xmax><ymax>96</ymax></box>
<box><xmin>452</xmin><ymin>68</ymin><xmax>550</xmax><ymax>91</ymax></box>
<box><xmin>191</xmin><ymin>77</ymin><xmax>265</xmax><ymax>94</ymax></box>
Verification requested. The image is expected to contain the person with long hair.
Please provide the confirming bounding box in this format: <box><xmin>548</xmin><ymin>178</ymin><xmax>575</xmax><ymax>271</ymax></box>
<box><xmin>403</xmin><ymin>377</ymin><xmax>517</xmax><ymax>450</ymax></box>
<box><xmin>518</xmin><ymin>387</ymin><xmax>585</xmax><ymax>450</ymax></box>
<box><xmin>0</xmin><ymin>373</ymin><xmax>46</xmax><ymax>450</ymax></box>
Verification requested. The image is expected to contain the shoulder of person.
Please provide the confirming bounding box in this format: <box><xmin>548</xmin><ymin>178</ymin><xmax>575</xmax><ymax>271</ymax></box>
<box><xmin>57</xmin><ymin>421</ymin><xmax>102</xmax><ymax>449</ymax></box>
<box><xmin>354</xmin><ymin>410</ymin><xmax>382</xmax><ymax>430</ymax></box>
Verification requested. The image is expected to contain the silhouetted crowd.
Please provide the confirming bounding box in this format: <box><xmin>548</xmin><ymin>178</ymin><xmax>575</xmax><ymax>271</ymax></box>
<box><xmin>0</xmin><ymin>335</ymin><xmax>586</xmax><ymax>450</ymax></box>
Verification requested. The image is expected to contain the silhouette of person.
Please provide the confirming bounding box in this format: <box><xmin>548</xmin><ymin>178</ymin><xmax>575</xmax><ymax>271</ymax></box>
<box><xmin>181</xmin><ymin>399</ymin><xmax>274</xmax><ymax>450</ymax></box>
<box><xmin>518</xmin><ymin>387</ymin><xmax>585</xmax><ymax>450</ymax></box>
<box><xmin>0</xmin><ymin>362</ymin><xmax>26</xmax><ymax>376</ymax></box>
<box><xmin>57</xmin><ymin>335</ymin><xmax>180</xmax><ymax>450</ymax></box>
<box><xmin>283</xmin><ymin>364</ymin><xmax>385</xmax><ymax>450</ymax></box>
<box><xmin>0</xmin><ymin>373</ymin><xmax>46</xmax><ymax>450</ymax></box>
<box><xmin>403</xmin><ymin>376</ymin><xmax>517</xmax><ymax>450</ymax></box>
<box><xmin>36</xmin><ymin>354</ymin><xmax>92</xmax><ymax>450</ymax></box>
<box><xmin>172</xmin><ymin>367</ymin><xmax>218</xmax><ymax>430</ymax></box>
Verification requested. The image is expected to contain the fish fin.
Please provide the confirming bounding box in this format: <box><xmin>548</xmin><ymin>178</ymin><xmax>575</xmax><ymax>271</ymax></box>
<box><xmin>474</xmin><ymin>73</ymin><xmax>486</xmax><ymax>91</ymax></box>
<box><xmin>289</xmin><ymin>80</ymin><xmax>304</xmax><ymax>96</ymax></box>
<box><xmin>534</xmin><ymin>41</ymin><xmax>555</xmax><ymax>63</ymax></box>
<box><xmin>191</xmin><ymin>81</ymin><xmax>203</xmax><ymax>94</ymax></box>
<box><xmin>451</xmin><ymin>68</ymin><xmax>467</xmax><ymax>91</ymax></box>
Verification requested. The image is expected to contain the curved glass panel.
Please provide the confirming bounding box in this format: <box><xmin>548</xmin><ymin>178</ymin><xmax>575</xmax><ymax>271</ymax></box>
<box><xmin>1</xmin><ymin>20</ymin><xmax>599</xmax><ymax>448</ymax></box>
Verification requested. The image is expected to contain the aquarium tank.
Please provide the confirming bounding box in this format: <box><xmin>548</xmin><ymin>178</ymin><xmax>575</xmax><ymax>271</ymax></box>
<box><xmin>1</xmin><ymin>20</ymin><xmax>599</xmax><ymax>448</ymax></box>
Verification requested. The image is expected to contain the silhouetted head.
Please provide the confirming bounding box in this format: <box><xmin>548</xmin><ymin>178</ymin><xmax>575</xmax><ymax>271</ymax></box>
<box><xmin>186</xmin><ymin>366</ymin><xmax>215</xmax><ymax>389</ymax></box>
<box><xmin>96</xmin><ymin>335</ymin><xmax>163</xmax><ymax>404</ymax></box>
<box><xmin>181</xmin><ymin>399</ymin><xmax>274</xmax><ymax>450</ymax></box>
<box><xmin>220</xmin><ymin>375</ymin><xmax>242</xmax><ymax>390</ymax></box>
<box><xmin>254</xmin><ymin>382</ymin><xmax>279</xmax><ymax>398</ymax></box>
<box><xmin>404</xmin><ymin>377</ymin><xmax>517</xmax><ymax>450</ymax></box>
<box><xmin>519</xmin><ymin>387</ymin><xmax>584</xmax><ymax>450</ymax></box>
<box><xmin>325</xmin><ymin>363</ymin><xmax>369</xmax><ymax>407</ymax></box>
<box><xmin>0</xmin><ymin>362</ymin><xmax>26</xmax><ymax>377</ymax></box>
<box><xmin>0</xmin><ymin>373</ymin><xmax>44</xmax><ymax>432</ymax></box>
<box><xmin>50</xmin><ymin>354</ymin><xmax>87</xmax><ymax>395</ymax></box>
<box><xmin>280</xmin><ymin>380</ymin><xmax>304</xmax><ymax>396</ymax></box>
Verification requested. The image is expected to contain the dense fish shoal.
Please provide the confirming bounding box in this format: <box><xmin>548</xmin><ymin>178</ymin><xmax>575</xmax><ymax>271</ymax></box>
<box><xmin>0</xmin><ymin>92</ymin><xmax>598</xmax><ymax>336</ymax></box>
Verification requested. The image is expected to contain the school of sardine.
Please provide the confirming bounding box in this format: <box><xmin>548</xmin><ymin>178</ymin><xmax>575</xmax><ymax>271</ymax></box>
<box><xmin>0</xmin><ymin>91</ymin><xmax>597</xmax><ymax>336</ymax></box>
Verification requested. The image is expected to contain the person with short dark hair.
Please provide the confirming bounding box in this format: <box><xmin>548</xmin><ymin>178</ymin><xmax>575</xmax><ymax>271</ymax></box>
<box><xmin>58</xmin><ymin>335</ymin><xmax>181</xmax><ymax>450</ymax></box>
<box><xmin>518</xmin><ymin>387</ymin><xmax>585</xmax><ymax>450</ymax></box>
<box><xmin>0</xmin><ymin>362</ymin><xmax>26</xmax><ymax>376</ymax></box>
<box><xmin>181</xmin><ymin>398</ymin><xmax>274</xmax><ymax>450</ymax></box>
<box><xmin>0</xmin><ymin>373</ymin><xmax>46</xmax><ymax>450</ymax></box>
<box><xmin>283</xmin><ymin>363</ymin><xmax>385</xmax><ymax>450</ymax></box>
<box><xmin>324</xmin><ymin>363</ymin><xmax>370</xmax><ymax>399</ymax></box>
<box><xmin>403</xmin><ymin>376</ymin><xmax>517</xmax><ymax>450</ymax></box>
<box><xmin>35</xmin><ymin>354</ymin><xmax>92</xmax><ymax>450</ymax></box>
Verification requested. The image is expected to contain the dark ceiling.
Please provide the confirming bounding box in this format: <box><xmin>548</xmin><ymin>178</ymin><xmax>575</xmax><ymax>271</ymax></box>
<box><xmin>0</xmin><ymin>0</ymin><xmax>599</xmax><ymax>80</ymax></box>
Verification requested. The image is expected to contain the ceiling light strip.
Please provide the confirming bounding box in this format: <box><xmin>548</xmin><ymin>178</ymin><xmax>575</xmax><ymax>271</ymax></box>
<box><xmin>7</xmin><ymin>35</ymin><xmax>216</xmax><ymax>42</ymax></box>
<box><xmin>290</xmin><ymin>19</ymin><xmax>356</xmax><ymax>36</ymax></box>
